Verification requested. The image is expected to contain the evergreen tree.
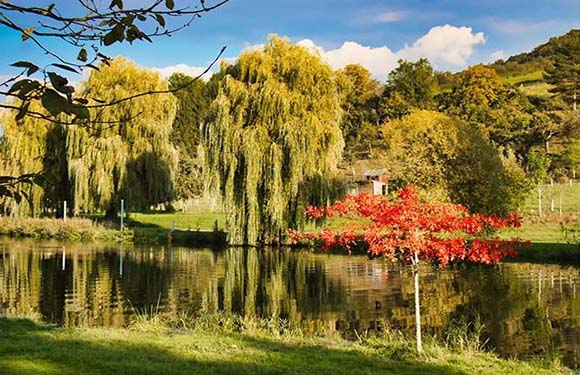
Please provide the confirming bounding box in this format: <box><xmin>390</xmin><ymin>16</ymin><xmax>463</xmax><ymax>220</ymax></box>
<box><xmin>168</xmin><ymin>74</ymin><xmax>208</xmax><ymax>201</ymax></box>
<box><xmin>545</xmin><ymin>32</ymin><xmax>580</xmax><ymax>110</ymax></box>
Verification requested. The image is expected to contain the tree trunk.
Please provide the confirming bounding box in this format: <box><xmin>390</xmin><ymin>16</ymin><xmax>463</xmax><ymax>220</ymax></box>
<box><xmin>412</xmin><ymin>252</ymin><xmax>423</xmax><ymax>353</ymax></box>
<box><xmin>105</xmin><ymin>203</ymin><xmax>118</xmax><ymax>221</ymax></box>
<box><xmin>538</xmin><ymin>184</ymin><xmax>542</xmax><ymax>217</ymax></box>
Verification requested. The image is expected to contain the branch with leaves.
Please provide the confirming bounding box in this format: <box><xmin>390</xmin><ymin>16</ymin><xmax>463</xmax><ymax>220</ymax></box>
<box><xmin>0</xmin><ymin>0</ymin><xmax>229</xmax><ymax>122</ymax></box>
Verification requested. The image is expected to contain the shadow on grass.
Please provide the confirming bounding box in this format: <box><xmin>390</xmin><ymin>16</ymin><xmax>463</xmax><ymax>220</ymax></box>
<box><xmin>0</xmin><ymin>319</ymin><xmax>467</xmax><ymax>375</ymax></box>
<box><xmin>512</xmin><ymin>242</ymin><xmax>580</xmax><ymax>264</ymax></box>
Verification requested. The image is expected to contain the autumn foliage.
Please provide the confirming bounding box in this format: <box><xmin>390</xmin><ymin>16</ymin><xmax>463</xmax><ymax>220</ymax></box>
<box><xmin>288</xmin><ymin>187</ymin><xmax>527</xmax><ymax>266</ymax></box>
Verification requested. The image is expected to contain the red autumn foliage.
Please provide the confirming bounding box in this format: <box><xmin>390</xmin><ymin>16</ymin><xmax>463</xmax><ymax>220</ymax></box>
<box><xmin>288</xmin><ymin>186</ymin><xmax>527</xmax><ymax>266</ymax></box>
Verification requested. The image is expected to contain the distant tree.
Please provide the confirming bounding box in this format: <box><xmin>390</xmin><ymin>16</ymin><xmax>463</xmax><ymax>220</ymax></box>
<box><xmin>202</xmin><ymin>36</ymin><xmax>344</xmax><ymax>245</ymax></box>
<box><xmin>441</xmin><ymin>66</ymin><xmax>565</xmax><ymax>166</ymax></box>
<box><xmin>545</xmin><ymin>33</ymin><xmax>580</xmax><ymax>110</ymax></box>
<box><xmin>168</xmin><ymin>73</ymin><xmax>209</xmax><ymax>201</ymax></box>
<box><xmin>67</xmin><ymin>58</ymin><xmax>178</xmax><ymax>218</ymax></box>
<box><xmin>380</xmin><ymin>111</ymin><xmax>528</xmax><ymax>216</ymax></box>
<box><xmin>444</xmin><ymin>65</ymin><xmax>508</xmax><ymax>121</ymax></box>
<box><xmin>380</xmin><ymin>58</ymin><xmax>438</xmax><ymax>121</ymax></box>
<box><xmin>335</xmin><ymin>64</ymin><xmax>380</xmax><ymax>159</ymax></box>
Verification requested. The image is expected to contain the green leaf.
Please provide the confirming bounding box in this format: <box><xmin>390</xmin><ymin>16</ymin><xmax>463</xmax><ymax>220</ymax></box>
<box><xmin>103</xmin><ymin>23</ymin><xmax>125</xmax><ymax>46</ymax></box>
<box><xmin>155</xmin><ymin>14</ymin><xmax>166</xmax><ymax>27</ymax></box>
<box><xmin>11</xmin><ymin>61</ymin><xmax>39</xmax><ymax>76</ymax></box>
<box><xmin>109</xmin><ymin>0</ymin><xmax>123</xmax><ymax>9</ymax></box>
<box><xmin>77</xmin><ymin>48</ymin><xmax>88</xmax><ymax>62</ymax></box>
<box><xmin>165</xmin><ymin>0</ymin><xmax>175</xmax><ymax>10</ymax></box>
<box><xmin>48</xmin><ymin>72</ymin><xmax>74</xmax><ymax>95</ymax></box>
<box><xmin>15</xmin><ymin>102</ymin><xmax>30</xmax><ymax>121</ymax></box>
<box><xmin>52</xmin><ymin>63</ymin><xmax>79</xmax><ymax>73</ymax></box>
<box><xmin>69</xmin><ymin>105</ymin><xmax>91</xmax><ymax>120</ymax></box>
<box><xmin>74</xmin><ymin>97</ymin><xmax>89</xmax><ymax>105</ymax></box>
<box><xmin>8</xmin><ymin>79</ymin><xmax>33</xmax><ymax>94</ymax></box>
<box><xmin>41</xmin><ymin>89</ymin><xmax>68</xmax><ymax>116</ymax></box>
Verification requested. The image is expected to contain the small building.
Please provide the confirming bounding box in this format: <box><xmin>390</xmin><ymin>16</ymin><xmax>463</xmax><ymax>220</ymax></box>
<box><xmin>362</xmin><ymin>168</ymin><xmax>389</xmax><ymax>196</ymax></box>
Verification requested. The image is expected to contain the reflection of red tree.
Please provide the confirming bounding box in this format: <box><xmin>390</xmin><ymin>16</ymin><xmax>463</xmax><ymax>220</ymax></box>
<box><xmin>288</xmin><ymin>186</ymin><xmax>528</xmax><ymax>352</ymax></box>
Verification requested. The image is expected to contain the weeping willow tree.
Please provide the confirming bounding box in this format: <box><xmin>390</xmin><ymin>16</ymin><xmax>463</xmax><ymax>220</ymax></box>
<box><xmin>202</xmin><ymin>36</ymin><xmax>344</xmax><ymax>245</ymax></box>
<box><xmin>67</xmin><ymin>58</ymin><xmax>178</xmax><ymax>218</ymax></box>
<box><xmin>0</xmin><ymin>105</ymin><xmax>66</xmax><ymax>217</ymax></box>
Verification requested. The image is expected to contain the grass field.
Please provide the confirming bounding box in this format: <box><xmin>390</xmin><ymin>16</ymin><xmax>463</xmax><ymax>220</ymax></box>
<box><xmin>520</xmin><ymin>182</ymin><xmax>580</xmax><ymax>216</ymax></box>
<box><xmin>506</xmin><ymin>71</ymin><xmax>544</xmax><ymax>85</ymax></box>
<box><xmin>129</xmin><ymin>211</ymin><xmax>226</xmax><ymax>231</ymax></box>
<box><xmin>0</xmin><ymin>318</ymin><xmax>571</xmax><ymax>375</ymax></box>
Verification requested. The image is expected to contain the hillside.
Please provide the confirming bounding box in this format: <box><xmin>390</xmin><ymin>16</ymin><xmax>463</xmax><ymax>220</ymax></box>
<box><xmin>491</xmin><ymin>29</ymin><xmax>580</xmax><ymax>77</ymax></box>
<box><xmin>489</xmin><ymin>29</ymin><xmax>580</xmax><ymax>96</ymax></box>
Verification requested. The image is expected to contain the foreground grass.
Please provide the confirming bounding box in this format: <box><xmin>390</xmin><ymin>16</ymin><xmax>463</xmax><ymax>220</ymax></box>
<box><xmin>0</xmin><ymin>318</ymin><xmax>571</xmax><ymax>375</ymax></box>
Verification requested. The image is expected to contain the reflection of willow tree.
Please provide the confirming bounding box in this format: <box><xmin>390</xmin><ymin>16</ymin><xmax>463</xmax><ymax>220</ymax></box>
<box><xmin>0</xmin><ymin>245</ymin><xmax>42</xmax><ymax>316</ymax></box>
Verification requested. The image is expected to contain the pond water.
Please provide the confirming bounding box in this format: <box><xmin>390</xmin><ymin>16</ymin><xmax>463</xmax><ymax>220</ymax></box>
<box><xmin>0</xmin><ymin>239</ymin><xmax>579</xmax><ymax>369</ymax></box>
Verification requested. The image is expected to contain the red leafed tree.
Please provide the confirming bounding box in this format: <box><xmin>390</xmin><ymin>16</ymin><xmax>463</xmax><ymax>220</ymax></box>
<box><xmin>288</xmin><ymin>186</ymin><xmax>526</xmax><ymax>353</ymax></box>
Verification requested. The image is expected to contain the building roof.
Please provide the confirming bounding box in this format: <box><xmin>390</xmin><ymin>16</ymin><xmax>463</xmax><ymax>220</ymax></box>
<box><xmin>362</xmin><ymin>168</ymin><xmax>387</xmax><ymax>177</ymax></box>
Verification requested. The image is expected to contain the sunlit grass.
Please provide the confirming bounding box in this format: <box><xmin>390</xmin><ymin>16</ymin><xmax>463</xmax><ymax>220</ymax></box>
<box><xmin>0</xmin><ymin>318</ymin><xmax>572</xmax><ymax>375</ymax></box>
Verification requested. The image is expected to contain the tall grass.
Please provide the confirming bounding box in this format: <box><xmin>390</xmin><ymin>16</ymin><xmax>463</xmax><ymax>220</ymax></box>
<box><xmin>0</xmin><ymin>217</ymin><xmax>131</xmax><ymax>242</ymax></box>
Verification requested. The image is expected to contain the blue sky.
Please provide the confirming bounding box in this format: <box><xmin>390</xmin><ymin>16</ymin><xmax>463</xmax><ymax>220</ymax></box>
<box><xmin>1</xmin><ymin>0</ymin><xmax>580</xmax><ymax>82</ymax></box>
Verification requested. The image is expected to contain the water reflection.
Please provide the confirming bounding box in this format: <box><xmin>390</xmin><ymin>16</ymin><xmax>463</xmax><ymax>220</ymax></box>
<box><xmin>0</xmin><ymin>239</ymin><xmax>579</xmax><ymax>368</ymax></box>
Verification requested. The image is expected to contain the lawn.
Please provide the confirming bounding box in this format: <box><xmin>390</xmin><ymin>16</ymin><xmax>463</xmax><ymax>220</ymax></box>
<box><xmin>0</xmin><ymin>318</ymin><xmax>571</xmax><ymax>375</ymax></box>
<box><xmin>129</xmin><ymin>211</ymin><xmax>226</xmax><ymax>231</ymax></box>
<box><xmin>506</xmin><ymin>70</ymin><xmax>544</xmax><ymax>85</ymax></box>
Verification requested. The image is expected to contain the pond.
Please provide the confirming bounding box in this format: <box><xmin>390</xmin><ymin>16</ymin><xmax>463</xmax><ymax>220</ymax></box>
<box><xmin>0</xmin><ymin>239</ymin><xmax>579</xmax><ymax>369</ymax></box>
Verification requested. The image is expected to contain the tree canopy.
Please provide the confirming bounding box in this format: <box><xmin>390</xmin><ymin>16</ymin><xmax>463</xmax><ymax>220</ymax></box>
<box><xmin>168</xmin><ymin>73</ymin><xmax>209</xmax><ymax>201</ymax></box>
<box><xmin>67</xmin><ymin>58</ymin><xmax>178</xmax><ymax>217</ymax></box>
<box><xmin>335</xmin><ymin>64</ymin><xmax>380</xmax><ymax>159</ymax></box>
<box><xmin>380</xmin><ymin>58</ymin><xmax>438</xmax><ymax>121</ymax></box>
<box><xmin>202</xmin><ymin>36</ymin><xmax>344</xmax><ymax>245</ymax></box>
<box><xmin>379</xmin><ymin>110</ymin><xmax>527</xmax><ymax>216</ymax></box>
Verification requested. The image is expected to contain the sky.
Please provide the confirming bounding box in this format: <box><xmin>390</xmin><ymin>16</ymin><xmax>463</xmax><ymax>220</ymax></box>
<box><xmin>2</xmin><ymin>0</ymin><xmax>580</xmax><ymax>83</ymax></box>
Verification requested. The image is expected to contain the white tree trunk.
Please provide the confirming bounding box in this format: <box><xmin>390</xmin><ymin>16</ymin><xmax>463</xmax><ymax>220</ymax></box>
<box><xmin>538</xmin><ymin>184</ymin><xmax>542</xmax><ymax>217</ymax></box>
<box><xmin>412</xmin><ymin>252</ymin><xmax>423</xmax><ymax>353</ymax></box>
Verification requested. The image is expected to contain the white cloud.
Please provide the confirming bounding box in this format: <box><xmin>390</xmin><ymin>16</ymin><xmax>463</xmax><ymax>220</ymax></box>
<box><xmin>490</xmin><ymin>50</ymin><xmax>505</xmax><ymax>61</ymax></box>
<box><xmin>373</xmin><ymin>11</ymin><xmax>407</xmax><ymax>23</ymax></box>
<box><xmin>397</xmin><ymin>25</ymin><xmax>485</xmax><ymax>67</ymax></box>
<box><xmin>295</xmin><ymin>25</ymin><xmax>486</xmax><ymax>80</ymax></box>
<box><xmin>298</xmin><ymin>39</ymin><xmax>399</xmax><ymax>81</ymax></box>
<box><xmin>150</xmin><ymin>64</ymin><xmax>212</xmax><ymax>80</ymax></box>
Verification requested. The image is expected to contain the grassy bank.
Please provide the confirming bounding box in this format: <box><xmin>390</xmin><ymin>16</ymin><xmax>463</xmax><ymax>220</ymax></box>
<box><xmin>0</xmin><ymin>217</ymin><xmax>131</xmax><ymax>242</ymax></box>
<box><xmin>0</xmin><ymin>316</ymin><xmax>571</xmax><ymax>375</ymax></box>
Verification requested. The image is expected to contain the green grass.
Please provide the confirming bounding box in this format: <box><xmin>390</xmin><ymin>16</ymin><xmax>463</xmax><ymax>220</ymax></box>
<box><xmin>129</xmin><ymin>211</ymin><xmax>226</xmax><ymax>231</ymax></box>
<box><xmin>506</xmin><ymin>71</ymin><xmax>544</xmax><ymax>85</ymax></box>
<box><xmin>0</xmin><ymin>318</ymin><xmax>571</xmax><ymax>375</ymax></box>
<box><xmin>519</xmin><ymin>82</ymin><xmax>552</xmax><ymax>96</ymax></box>
<box><xmin>520</xmin><ymin>183</ymin><xmax>580</xmax><ymax>216</ymax></box>
<box><xmin>0</xmin><ymin>217</ymin><xmax>132</xmax><ymax>242</ymax></box>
